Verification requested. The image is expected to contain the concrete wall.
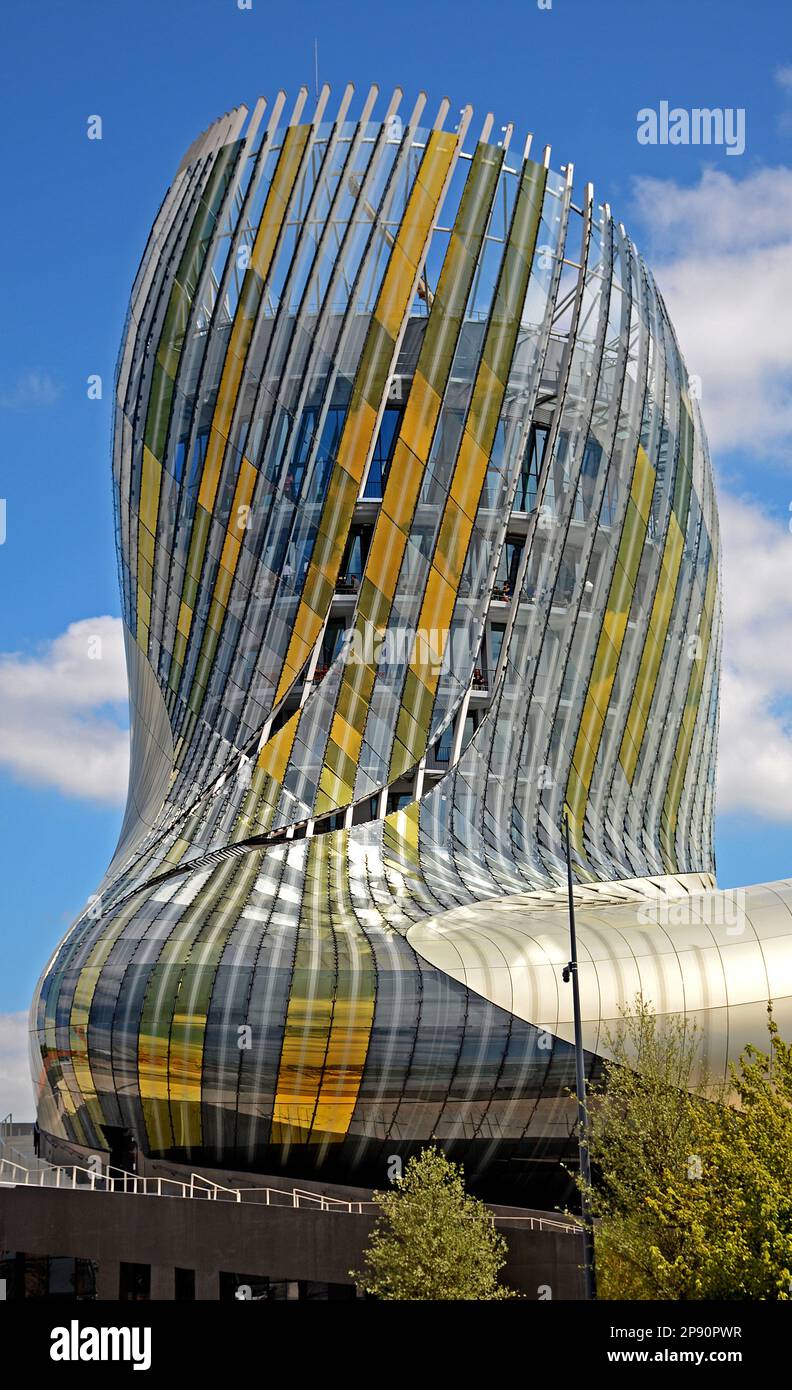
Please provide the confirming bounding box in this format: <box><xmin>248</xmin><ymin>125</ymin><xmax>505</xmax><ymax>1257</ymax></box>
<box><xmin>0</xmin><ymin>1185</ymin><xmax>585</xmax><ymax>1299</ymax></box>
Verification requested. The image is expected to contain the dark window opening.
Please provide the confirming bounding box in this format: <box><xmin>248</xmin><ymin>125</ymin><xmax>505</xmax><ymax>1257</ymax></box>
<box><xmin>434</xmin><ymin>724</ymin><xmax>454</xmax><ymax>763</ymax></box>
<box><xmin>120</xmin><ymin>1262</ymin><xmax>150</xmax><ymax>1301</ymax></box>
<box><xmin>494</xmin><ymin>535</ymin><xmax>524</xmax><ymax>599</ymax></box>
<box><xmin>0</xmin><ymin>1252</ymin><xmax>97</xmax><ymax>1300</ymax></box>
<box><xmin>219</xmin><ymin>1271</ymin><xmax>356</xmax><ymax>1300</ymax></box>
<box><xmin>288</xmin><ymin>409</ymin><xmax>316</xmax><ymax>501</ymax></box>
<box><xmin>175</xmin><ymin>1267</ymin><xmax>196</xmax><ymax>1301</ymax></box>
<box><xmin>267</xmin><ymin>702</ymin><xmax>295</xmax><ymax>740</ymax></box>
<box><xmin>315</xmin><ymin>406</ymin><xmax>346</xmax><ymax>496</ymax></box>
<box><xmin>339</xmin><ymin>524</ymin><xmax>373</xmax><ymax>590</ymax></box>
<box><xmin>319</xmin><ymin>617</ymin><xmax>348</xmax><ymax>672</ymax></box>
<box><xmin>220</xmin><ymin>1271</ymin><xmax>279</xmax><ymax>1301</ymax></box>
<box><xmin>515</xmin><ymin>423</ymin><xmax>549</xmax><ymax>512</ymax></box>
<box><xmin>287</xmin><ymin>406</ymin><xmax>347</xmax><ymax>503</ymax></box>
<box><xmin>351</xmin><ymin>795</ymin><xmax>379</xmax><ymax>825</ymax></box>
<box><xmin>362</xmin><ymin>405</ymin><xmax>402</xmax><ymax>499</ymax></box>
<box><xmin>101</xmin><ymin>1124</ymin><xmax>137</xmax><ymax>1174</ymax></box>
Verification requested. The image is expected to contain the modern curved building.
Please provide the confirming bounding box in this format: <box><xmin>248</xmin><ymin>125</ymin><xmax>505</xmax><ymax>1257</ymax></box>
<box><xmin>29</xmin><ymin>87</ymin><xmax>792</xmax><ymax>1196</ymax></box>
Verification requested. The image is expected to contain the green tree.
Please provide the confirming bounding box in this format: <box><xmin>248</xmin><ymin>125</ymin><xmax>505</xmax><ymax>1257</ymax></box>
<box><xmin>352</xmin><ymin>1146</ymin><xmax>516</xmax><ymax>1300</ymax></box>
<box><xmin>578</xmin><ymin>996</ymin><xmax>709</xmax><ymax>1298</ymax></box>
<box><xmin>645</xmin><ymin>1011</ymin><xmax>792</xmax><ymax>1299</ymax></box>
<box><xmin>580</xmin><ymin>998</ymin><xmax>792</xmax><ymax>1300</ymax></box>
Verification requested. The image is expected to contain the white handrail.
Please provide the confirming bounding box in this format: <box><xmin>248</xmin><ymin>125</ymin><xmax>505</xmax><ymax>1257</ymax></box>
<box><xmin>0</xmin><ymin>1155</ymin><xmax>578</xmax><ymax>1227</ymax></box>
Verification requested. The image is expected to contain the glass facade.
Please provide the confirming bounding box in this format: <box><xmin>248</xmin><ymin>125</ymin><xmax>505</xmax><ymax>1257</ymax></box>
<box><xmin>29</xmin><ymin>88</ymin><xmax>740</xmax><ymax>1193</ymax></box>
<box><xmin>0</xmin><ymin>1252</ymin><xmax>97</xmax><ymax>1300</ymax></box>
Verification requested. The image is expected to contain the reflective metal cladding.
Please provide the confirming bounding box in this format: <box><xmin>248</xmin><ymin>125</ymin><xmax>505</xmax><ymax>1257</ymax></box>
<box><xmin>31</xmin><ymin>87</ymin><xmax>788</xmax><ymax>1189</ymax></box>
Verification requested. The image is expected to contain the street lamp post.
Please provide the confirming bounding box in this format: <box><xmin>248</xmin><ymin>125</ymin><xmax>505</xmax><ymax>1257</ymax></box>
<box><xmin>562</xmin><ymin>810</ymin><xmax>597</xmax><ymax>1299</ymax></box>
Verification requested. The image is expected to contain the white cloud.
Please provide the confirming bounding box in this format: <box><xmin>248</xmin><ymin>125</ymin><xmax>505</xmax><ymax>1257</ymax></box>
<box><xmin>0</xmin><ymin>369</ymin><xmax>62</xmax><ymax>411</ymax></box>
<box><xmin>632</xmin><ymin>168</ymin><xmax>792</xmax><ymax>452</ymax></box>
<box><xmin>717</xmin><ymin>494</ymin><xmax>792</xmax><ymax>820</ymax></box>
<box><xmin>633</xmin><ymin>167</ymin><xmax>792</xmax><ymax>254</ymax></box>
<box><xmin>0</xmin><ymin>617</ymin><xmax>129</xmax><ymax>804</ymax></box>
<box><xmin>0</xmin><ymin>1012</ymin><xmax>35</xmax><ymax>1120</ymax></box>
<box><xmin>631</xmin><ymin>163</ymin><xmax>792</xmax><ymax>822</ymax></box>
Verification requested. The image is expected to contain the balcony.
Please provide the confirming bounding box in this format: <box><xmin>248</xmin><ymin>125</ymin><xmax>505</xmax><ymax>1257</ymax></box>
<box><xmin>491</xmin><ymin>582</ymin><xmax>513</xmax><ymax>604</ymax></box>
<box><xmin>335</xmin><ymin>575</ymin><xmax>360</xmax><ymax>596</ymax></box>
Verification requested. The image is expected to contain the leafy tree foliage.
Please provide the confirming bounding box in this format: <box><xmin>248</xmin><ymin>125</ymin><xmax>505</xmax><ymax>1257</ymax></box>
<box><xmin>581</xmin><ymin>998</ymin><xmax>792</xmax><ymax>1299</ymax></box>
<box><xmin>352</xmin><ymin>1146</ymin><xmax>516</xmax><ymax>1300</ymax></box>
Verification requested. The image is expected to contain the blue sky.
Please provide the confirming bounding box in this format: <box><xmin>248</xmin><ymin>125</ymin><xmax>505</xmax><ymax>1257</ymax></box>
<box><xmin>1</xmin><ymin>0</ymin><xmax>791</xmax><ymax>1062</ymax></box>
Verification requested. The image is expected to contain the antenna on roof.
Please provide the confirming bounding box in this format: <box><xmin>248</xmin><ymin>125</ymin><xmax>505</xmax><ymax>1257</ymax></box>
<box><xmin>314</xmin><ymin>39</ymin><xmax>319</xmax><ymax>101</ymax></box>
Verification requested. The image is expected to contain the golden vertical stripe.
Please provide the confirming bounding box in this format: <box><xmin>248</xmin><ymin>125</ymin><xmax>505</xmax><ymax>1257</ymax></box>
<box><xmin>310</xmin><ymin>833</ymin><xmax>376</xmax><ymax>1138</ymax></box>
<box><xmin>135</xmin><ymin>446</ymin><xmax>163</xmax><ymax>647</ymax></box>
<box><xmin>308</xmin><ymin>145</ymin><xmax>504</xmax><ymax>816</ymax></box>
<box><xmin>270</xmin><ymin>837</ymin><xmax>334</xmax><ymax>1143</ymax></box>
<box><xmin>387</xmin><ymin>157</ymin><xmax>547</xmax><ymax>780</ymax></box>
<box><xmin>619</xmin><ymin>511</ymin><xmax>685</xmax><ymax>783</ymax></box>
<box><xmin>173</xmin><ymin>124</ymin><xmax>310</xmax><ymax>672</ymax></box>
<box><xmin>566</xmin><ymin>445</ymin><xmax>656</xmax><ymax>848</ymax></box>
<box><xmin>69</xmin><ymin>897</ymin><xmax>144</xmax><ymax>1124</ymax></box>
<box><xmin>660</xmin><ymin>558</ymin><xmax>718</xmax><ymax>867</ymax></box>
<box><xmin>273</xmin><ymin>128</ymin><xmax>459</xmax><ymax>706</ymax></box>
<box><xmin>189</xmin><ymin>456</ymin><xmax>259</xmax><ymax>696</ymax></box>
<box><xmin>270</xmin><ymin>833</ymin><xmax>375</xmax><ymax>1144</ymax></box>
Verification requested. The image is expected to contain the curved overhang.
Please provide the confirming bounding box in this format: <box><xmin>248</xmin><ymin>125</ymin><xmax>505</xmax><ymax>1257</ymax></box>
<box><xmin>409</xmin><ymin>876</ymin><xmax>792</xmax><ymax>1085</ymax></box>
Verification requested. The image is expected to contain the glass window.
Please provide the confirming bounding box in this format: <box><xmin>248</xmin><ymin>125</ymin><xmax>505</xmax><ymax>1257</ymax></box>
<box><xmin>435</xmin><ymin>724</ymin><xmax>453</xmax><ymax>763</ymax></box>
<box><xmin>311</xmin><ymin>405</ymin><xmax>347</xmax><ymax>499</ymax></box>
<box><xmin>340</xmin><ymin>525</ymin><xmax>373</xmax><ymax>587</ymax></box>
<box><xmin>0</xmin><ymin>1253</ymin><xmax>97</xmax><ymax>1300</ymax></box>
<box><xmin>301</xmin><ymin>1280</ymin><xmax>357</xmax><ymax>1300</ymax></box>
<box><xmin>187</xmin><ymin>428</ymin><xmax>209</xmax><ymax>493</ymax></box>
<box><xmin>289</xmin><ymin>408</ymin><xmax>316</xmax><ymax>500</ymax></box>
<box><xmin>48</xmin><ymin>1257</ymin><xmax>76</xmax><ymax>1297</ymax></box>
<box><xmin>463</xmin><ymin>711</ymin><xmax>480</xmax><ymax>745</ymax></box>
<box><xmin>495</xmin><ymin>536</ymin><xmax>524</xmax><ymax>597</ymax></box>
<box><xmin>489</xmin><ymin>623</ymin><xmax>506</xmax><ymax>673</ymax></box>
<box><xmin>319</xmin><ymin>617</ymin><xmax>347</xmax><ymax>671</ymax></box>
<box><xmin>515</xmin><ymin>423</ymin><xmax>549</xmax><ymax>512</ymax></box>
<box><xmin>173</xmin><ymin>436</ymin><xmax>188</xmax><ymax>483</ymax></box>
<box><xmin>574</xmin><ymin>433</ymin><xmax>604</xmax><ymax>522</ymax></box>
<box><xmin>75</xmin><ymin>1259</ymin><xmax>98</xmax><ymax>1300</ymax></box>
<box><xmin>24</xmin><ymin>1256</ymin><xmax>48</xmax><ymax>1298</ymax></box>
<box><xmin>0</xmin><ymin>1252</ymin><xmax>22</xmax><ymax>1300</ymax></box>
<box><xmin>362</xmin><ymin>405</ymin><xmax>402</xmax><ymax>499</ymax></box>
<box><xmin>220</xmin><ymin>1270</ymin><xmax>271</xmax><ymax>1301</ymax></box>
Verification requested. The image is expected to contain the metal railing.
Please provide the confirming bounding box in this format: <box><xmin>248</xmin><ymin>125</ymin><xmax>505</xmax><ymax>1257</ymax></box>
<box><xmin>0</xmin><ymin>1144</ymin><xmax>579</xmax><ymax>1231</ymax></box>
<box><xmin>491</xmin><ymin>1213</ymin><xmax>582</xmax><ymax>1234</ymax></box>
<box><xmin>0</xmin><ymin>1154</ymin><xmax>370</xmax><ymax>1212</ymax></box>
<box><xmin>0</xmin><ymin>1141</ymin><xmax>48</xmax><ymax>1173</ymax></box>
<box><xmin>0</xmin><ymin>1113</ymin><xmax>31</xmax><ymax>1142</ymax></box>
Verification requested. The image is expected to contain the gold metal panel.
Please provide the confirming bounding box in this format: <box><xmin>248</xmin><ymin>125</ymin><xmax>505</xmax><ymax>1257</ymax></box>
<box><xmin>565</xmin><ymin>445</ymin><xmax>657</xmax><ymax>845</ymax></box>
<box><xmin>619</xmin><ymin>511</ymin><xmax>685</xmax><ymax>783</ymax></box>
<box><xmin>273</xmin><ymin>132</ymin><xmax>461</xmax><ymax>710</ymax></box>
